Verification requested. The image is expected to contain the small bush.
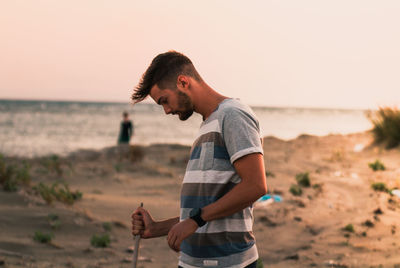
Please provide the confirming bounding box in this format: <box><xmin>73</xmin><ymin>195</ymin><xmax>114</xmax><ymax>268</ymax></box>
<box><xmin>33</xmin><ymin>182</ymin><xmax>83</xmax><ymax>205</ymax></box>
<box><xmin>0</xmin><ymin>154</ymin><xmax>10</xmax><ymax>185</ymax></box>
<box><xmin>368</xmin><ymin>107</ymin><xmax>400</xmax><ymax>149</ymax></box>
<box><xmin>91</xmin><ymin>234</ymin><xmax>110</xmax><ymax>248</ymax></box>
<box><xmin>361</xmin><ymin>231</ymin><xmax>367</xmax><ymax>237</ymax></box>
<box><xmin>33</xmin><ymin>231</ymin><xmax>53</xmax><ymax>243</ymax></box>
<box><xmin>342</xmin><ymin>224</ymin><xmax>355</xmax><ymax>233</ymax></box>
<box><xmin>47</xmin><ymin>213</ymin><xmax>59</xmax><ymax>221</ymax></box>
<box><xmin>368</xmin><ymin>160</ymin><xmax>386</xmax><ymax>171</ymax></box>
<box><xmin>47</xmin><ymin>213</ymin><xmax>61</xmax><ymax>229</ymax></box>
<box><xmin>15</xmin><ymin>162</ymin><xmax>31</xmax><ymax>185</ymax></box>
<box><xmin>363</xmin><ymin>220</ymin><xmax>374</xmax><ymax>228</ymax></box>
<box><xmin>114</xmin><ymin>163</ymin><xmax>122</xmax><ymax>173</ymax></box>
<box><xmin>56</xmin><ymin>183</ymin><xmax>82</xmax><ymax>204</ymax></box>
<box><xmin>289</xmin><ymin>184</ymin><xmax>302</xmax><ymax>196</ymax></box>
<box><xmin>295</xmin><ymin>172</ymin><xmax>311</xmax><ymax>187</ymax></box>
<box><xmin>0</xmin><ymin>156</ymin><xmax>31</xmax><ymax>192</ymax></box>
<box><xmin>265</xmin><ymin>171</ymin><xmax>275</xmax><ymax>178</ymax></box>
<box><xmin>256</xmin><ymin>258</ymin><xmax>264</xmax><ymax>268</ymax></box>
<box><xmin>2</xmin><ymin>166</ymin><xmax>18</xmax><ymax>192</ymax></box>
<box><xmin>34</xmin><ymin>183</ymin><xmax>55</xmax><ymax>204</ymax></box>
<box><xmin>371</xmin><ymin>182</ymin><xmax>389</xmax><ymax>192</ymax></box>
<box><xmin>41</xmin><ymin>155</ymin><xmax>63</xmax><ymax>176</ymax></box>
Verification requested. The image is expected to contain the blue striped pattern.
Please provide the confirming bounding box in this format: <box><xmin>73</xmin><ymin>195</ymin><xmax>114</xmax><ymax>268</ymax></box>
<box><xmin>189</xmin><ymin>146</ymin><xmax>201</xmax><ymax>160</ymax></box>
<box><xmin>181</xmin><ymin>195</ymin><xmax>218</xmax><ymax>208</ymax></box>
<box><xmin>214</xmin><ymin>145</ymin><xmax>230</xmax><ymax>159</ymax></box>
<box><xmin>181</xmin><ymin>240</ymin><xmax>255</xmax><ymax>258</ymax></box>
<box><xmin>189</xmin><ymin>145</ymin><xmax>229</xmax><ymax>160</ymax></box>
<box><xmin>179</xmin><ymin>99</ymin><xmax>261</xmax><ymax>267</ymax></box>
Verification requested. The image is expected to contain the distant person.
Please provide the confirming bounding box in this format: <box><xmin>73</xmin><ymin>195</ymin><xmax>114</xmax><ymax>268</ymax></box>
<box><xmin>131</xmin><ymin>51</ymin><xmax>267</xmax><ymax>268</ymax></box>
<box><xmin>118</xmin><ymin>111</ymin><xmax>133</xmax><ymax>144</ymax></box>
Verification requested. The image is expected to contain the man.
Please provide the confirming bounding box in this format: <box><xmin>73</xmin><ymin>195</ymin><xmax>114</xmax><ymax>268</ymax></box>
<box><xmin>131</xmin><ymin>51</ymin><xmax>267</xmax><ymax>268</ymax></box>
<box><xmin>117</xmin><ymin>111</ymin><xmax>133</xmax><ymax>144</ymax></box>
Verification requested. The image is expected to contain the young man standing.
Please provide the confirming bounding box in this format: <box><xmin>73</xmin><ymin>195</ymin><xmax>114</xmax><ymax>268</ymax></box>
<box><xmin>131</xmin><ymin>51</ymin><xmax>268</xmax><ymax>268</ymax></box>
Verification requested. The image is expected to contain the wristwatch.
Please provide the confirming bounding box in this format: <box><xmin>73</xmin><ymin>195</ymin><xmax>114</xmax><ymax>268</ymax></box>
<box><xmin>189</xmin><ymin>208</ymin><xmax>207</xmax><ymax>227</ymax></box>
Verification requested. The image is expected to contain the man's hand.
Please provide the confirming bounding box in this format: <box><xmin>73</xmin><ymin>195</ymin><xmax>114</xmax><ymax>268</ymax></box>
<box><xmin>167</xmin><ymin>219</ymin><xmax>198</xmax><ymax>252</ymax></box>
<box><xmin>131</xmin><ymin>207</ymin><xmax>156</xmax><ymax>239</ymax></box>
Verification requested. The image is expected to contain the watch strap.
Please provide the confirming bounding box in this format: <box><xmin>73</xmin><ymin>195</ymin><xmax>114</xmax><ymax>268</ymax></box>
<box><xmin>190</xmin><ymin>208</ymin><xmax>207</xmax><ymax>227</ymax></box>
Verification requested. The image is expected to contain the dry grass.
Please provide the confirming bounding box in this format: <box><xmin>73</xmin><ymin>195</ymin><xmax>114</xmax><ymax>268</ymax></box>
<box><xmin>368</xmin><ymin>107</ymin><xmax>400</xmax><ymax>149</ymax></box>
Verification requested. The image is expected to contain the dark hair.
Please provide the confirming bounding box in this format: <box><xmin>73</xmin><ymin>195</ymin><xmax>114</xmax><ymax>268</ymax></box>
<box><xmin>132</xmin><ymin>51</ymin><xmax>201</xmax><ymax>103</ymax></box>
<box><xmin>123</xmin><ymin>111</ymin><xmax>128</xmax><ymax>117</ymax></box>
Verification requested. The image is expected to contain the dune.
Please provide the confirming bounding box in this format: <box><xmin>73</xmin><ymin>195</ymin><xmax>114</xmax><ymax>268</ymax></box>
<box><xmin>1</xmin><ymin>132</ymin><xmax>400</xmax><ymax>267</ymax></box>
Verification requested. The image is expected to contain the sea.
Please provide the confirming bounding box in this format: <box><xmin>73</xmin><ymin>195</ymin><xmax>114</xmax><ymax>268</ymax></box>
<box><xmin>0</xmin><ymin>99</ymin><xmax>373</xmax><ymax>158</ymax></box>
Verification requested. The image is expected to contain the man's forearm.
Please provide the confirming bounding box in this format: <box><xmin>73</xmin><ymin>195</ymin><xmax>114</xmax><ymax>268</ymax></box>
<box><xmin>201</xmin><ymin>179</ymin><xmax>265</xmax><ymax>222</ymax></box>
<box><xmin>152</xmin><ymin>217</ymin><xmax>180</xmax><ymax>237</ymax></box>
<box><xmin>201</xmin><ymin>153</ymin><xmax>267</xmax><ymax>222</ymax></box>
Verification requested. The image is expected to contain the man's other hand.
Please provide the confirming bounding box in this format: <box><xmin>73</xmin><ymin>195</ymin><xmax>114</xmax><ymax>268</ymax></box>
<box><xmin>131</xmin><ymin>206</ymin><xmax>155</xmax><ymax>239</ymax></box>
<box><xmin>167</xmin><ymin>219</ymin><xmax>198</xmax><ymax>252</ymax></box>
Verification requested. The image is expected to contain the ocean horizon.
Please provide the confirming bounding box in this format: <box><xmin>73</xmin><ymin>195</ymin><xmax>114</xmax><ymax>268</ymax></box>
<box><xmin>0</xmin><ymin>99</ymin><xmax>372</xmax><ymax>157</ymax></box>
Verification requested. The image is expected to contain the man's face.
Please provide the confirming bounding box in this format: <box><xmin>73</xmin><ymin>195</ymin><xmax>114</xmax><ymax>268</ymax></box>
<box><xmin>150</xmin><ymin>85</ymin><xmax>194</xmax><ymax>121</ymax></box>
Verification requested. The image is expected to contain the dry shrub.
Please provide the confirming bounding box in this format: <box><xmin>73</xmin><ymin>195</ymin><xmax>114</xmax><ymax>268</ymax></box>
<box><xmin>368</xmin><ymin>107</ymin><xmax>400</xmax><ymax>149</ymax></box>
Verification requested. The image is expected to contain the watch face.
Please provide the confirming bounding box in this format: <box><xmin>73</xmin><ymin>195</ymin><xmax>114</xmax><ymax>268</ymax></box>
<box><xmin>190</xmin><ymin>208</ymin><xmax>200</xmax><ymax>218</ymax></box>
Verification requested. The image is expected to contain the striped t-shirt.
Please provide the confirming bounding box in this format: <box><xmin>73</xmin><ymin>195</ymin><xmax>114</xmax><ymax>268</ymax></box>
<box><xmin>179</xmin><ymin>98</ymin><xmax>264</xmax><ymax>268</ymax></box>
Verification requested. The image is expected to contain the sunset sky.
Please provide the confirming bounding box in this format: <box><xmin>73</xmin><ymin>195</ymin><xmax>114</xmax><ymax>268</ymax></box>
<box><xmin>1</xmin><ymin>0</ymin><xmax>399</xmax><ymax>109</ymax></box>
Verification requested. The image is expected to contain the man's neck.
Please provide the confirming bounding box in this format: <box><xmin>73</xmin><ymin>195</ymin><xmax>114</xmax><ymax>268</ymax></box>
<box><xmin>192</xmin><ymin>84</ymin><xmax>228</xmax><ymax>121</ymax></box>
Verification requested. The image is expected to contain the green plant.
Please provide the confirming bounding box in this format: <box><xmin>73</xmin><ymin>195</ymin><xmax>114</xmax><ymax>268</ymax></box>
<box><xmin>15</xmin><ymin>162</ymin><xmax>31</xmax><ymax>186</ymax></box>
<box><xmin>102</xmin><ymin>222</ymin><xmax>112</xmax><ymax>232</ymax></box>
<box><xmin>295</xmin><ymin>172</ymin><xmax>311</xmax><ymax>187</ymax></box>
<box><xmin>368</xmin><ymin>107</ymin><xmax>400</xmax><ymax>149</ymax></box>
<box><xmin>90</xmin><ymin>234</ymin><xmax>110</xmax><ymax>248</ymax></box>
<box><xmin>33</xmin><ymin>231</ymin><xmax>53</xmax><ymax>243</ymax></box>
<box><xmin>33</xmin><ymin>183</ymin><xmax>56</xmax><ymax>203</ymax></box>
<box><xmin>2</xmin><ymin>164</ymin><xmax>19</xmax><ymax>192</ymax></box>
<box><xmin>371</xmin><ymin>182</ymin><xmax>389</xmax><ymax>192</ymax></box>
<box><xmin>56</xmin><ymin>183</ymin><xmax>82</xmax><ymax>204</ymax></box>
<box><xmin>114</xmin><ymin>163</ymin><xmax>122</xmax><ymax>173</ymax></box>
<box><xmin>0</xmin><ymin>155</ymin><xmax>17</xmax><ymax>192</ymax></box>
<box><xmin>363</xmin><ymin>220</ymin><xmax>374</xmax><ymax>227</ymax></box>
<box><xmin>289</xmin><ymin>184</ymin><xmax>302</xmax><ymax>196</ymax></box>
<box><xmin>33</xmin><ymin>182</ymin><xmax>82</xmax><ymax>205</ymax></box>
<box><xmin>265</xmin><ymin>171</ymin><xmax>275</xmax><ymax>178</ymax></box>
<box><xmin>361</xmin><ymin>231</ymin><xmax>367</xmax><ymax>237</ymax></box>
<box><xmin>312</xmin><ymin>183</ymin><xmax>322</xmax><ymax>189</ymax></box>
<box><xmin>368</xmin><ymin>160</ymin><xmax>386</xmax><ymax>171</ymax></box>
<box><xmin>256</xmin><ymin>258</ymin><xmax>264</xmax><ymax>268</ymax></box>
<box><xmin>47</xmin><ymin>213</ymin><xmax>61</xmax><ymax>229</ymax></box>
<box><xmin>0</xmin><ymin>154</ymin><xmax>6</xmax><ymax>182</ymax></box>
<box><xmin>0</xmin><ymin>158</ymin><xmax>32</xmax><ymax>191</ymax></box>
<box><xmin>41</xmin><ymin>155</ymin><xmax>63</xmax><ymax>176</ymax></box>
<box><xmin>342</xmin><ymin>224</ymin><xmax>355</xmax><ymax>233</ymax></box>
<box><xmin>47</xmin><ymin>213</ymin><xmax>59</xmax><ymax>221</ymax></box>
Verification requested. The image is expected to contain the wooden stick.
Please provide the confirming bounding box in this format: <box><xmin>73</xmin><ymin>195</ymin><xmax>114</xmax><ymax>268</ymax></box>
<box><xmin>133</xmin><ymin>202</ymin><xmax>143</xmax><ymax>268</ymax></box>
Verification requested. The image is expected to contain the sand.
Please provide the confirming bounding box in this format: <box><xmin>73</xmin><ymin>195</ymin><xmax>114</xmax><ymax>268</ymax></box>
<box><xmin>1</xmin><ymin>132</ymin><xmax>400</xmax><ymax>267</ymax></box>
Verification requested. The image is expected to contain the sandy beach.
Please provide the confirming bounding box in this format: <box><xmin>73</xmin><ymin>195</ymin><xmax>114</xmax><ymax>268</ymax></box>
<box><xmin>1</xmin><ymin>131</ymin><xmax>400</xmax><ymax>268</ymax></box>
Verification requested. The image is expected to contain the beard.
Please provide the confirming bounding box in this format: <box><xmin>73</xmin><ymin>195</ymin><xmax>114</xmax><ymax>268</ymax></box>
<box><xmin>176</xmin><ymin>90</ymin><xmax>194</xmax><ymax>121</ymax></box>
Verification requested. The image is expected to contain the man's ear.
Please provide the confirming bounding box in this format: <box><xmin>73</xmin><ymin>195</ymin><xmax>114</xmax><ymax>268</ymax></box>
<box><xmin>177</xmin><ymin>75</ymin><xmax>190</xmax><ymax>91</ymax></box>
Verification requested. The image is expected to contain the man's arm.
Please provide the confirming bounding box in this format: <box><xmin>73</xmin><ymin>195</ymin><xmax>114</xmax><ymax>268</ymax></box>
<box><xmin>131</xmin><ymin>207</ymin><xmax>179</xmax><ymax>238</ymax></box>
<box><xmin>166</xmin><ymin>152</ymin><xmax>267</xmax><ymax>251</ymax></box>
<box><xmin>201</xmin><ymin>152</ymin><xmax>267</xmax><ymax>221</ymax></box>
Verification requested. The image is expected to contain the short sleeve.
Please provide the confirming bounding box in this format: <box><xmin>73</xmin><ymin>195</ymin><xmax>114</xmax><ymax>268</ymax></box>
<box><xmin>221</xmin><ymin>107</ymin><xmax>263</xmax><ymax>164</ymax></box>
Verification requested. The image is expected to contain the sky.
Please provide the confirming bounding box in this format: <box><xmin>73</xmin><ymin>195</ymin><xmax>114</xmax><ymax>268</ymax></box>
<box><xmin>0</xmin><ymin>0</ymin><xmax>399</xmax><ymax>109</ymax></box>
